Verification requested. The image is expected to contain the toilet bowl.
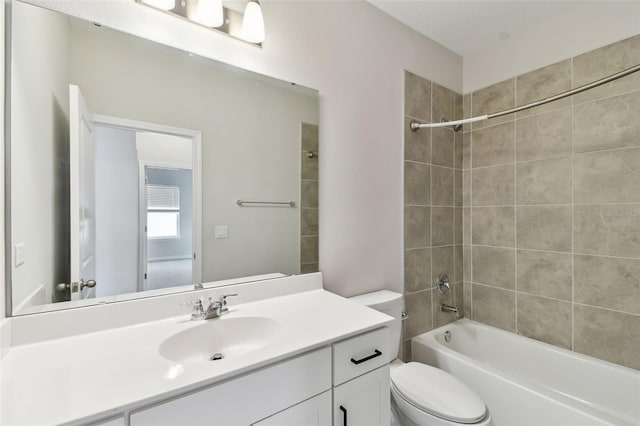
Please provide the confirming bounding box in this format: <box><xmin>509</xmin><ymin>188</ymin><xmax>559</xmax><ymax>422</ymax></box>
<box><xmin>349</xmin><ymin>291</ymin><xmax>493</xmax><ymax>426</ymax></box>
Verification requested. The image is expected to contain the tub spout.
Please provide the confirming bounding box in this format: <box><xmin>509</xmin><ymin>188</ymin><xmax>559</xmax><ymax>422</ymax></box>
<box><xmin>440</xmin><ymin>303</ymin><xmax>460</xmax><ymax>318</ymax></box>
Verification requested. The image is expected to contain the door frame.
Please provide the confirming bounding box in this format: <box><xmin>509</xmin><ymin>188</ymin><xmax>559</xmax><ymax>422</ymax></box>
<box><xmin>92</xmin><ymin>114</ymin><xmax>203</xmax><ymax>291</ymax></box>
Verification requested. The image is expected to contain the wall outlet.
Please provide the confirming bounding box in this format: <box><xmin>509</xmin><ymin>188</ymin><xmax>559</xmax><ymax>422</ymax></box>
<box><xmin>215</xmin><ymin>225</ymin><xmax>229</xmax><ymax>239</ymax></box>
<box><xmin>15</xmin><ymin>243</ymin><xmax>26</xmax><ymax>267</ymax></box>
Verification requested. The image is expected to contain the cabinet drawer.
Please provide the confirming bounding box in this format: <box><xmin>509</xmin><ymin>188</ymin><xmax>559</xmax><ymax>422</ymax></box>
<box><xmin>332</xmin><ymin>327</ymin><xmax>389</xmax><ymax>385</ymax></box>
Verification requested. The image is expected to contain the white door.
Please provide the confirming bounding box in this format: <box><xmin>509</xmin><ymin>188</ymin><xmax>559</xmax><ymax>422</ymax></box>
<box><xmin>252</xmin><ymin>391</ymin><xmax>332</xmax><ymax>426</ymax></box>
<box><xmin>69</xmin><ymin>85</ymin><xmax>97</xmax><ymax>300</ymax></box>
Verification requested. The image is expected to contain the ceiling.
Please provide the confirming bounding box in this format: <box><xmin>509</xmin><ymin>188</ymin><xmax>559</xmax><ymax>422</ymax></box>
<box><xmin>367</xmin><ymin>0</ymin><xmax>583</xmax><ymax>57</ymax></box>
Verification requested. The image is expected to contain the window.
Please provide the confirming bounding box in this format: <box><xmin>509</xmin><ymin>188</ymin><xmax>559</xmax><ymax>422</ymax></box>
<box><xmin>147</xmin><ymin>184</ymin><xmax>180</xmax><ymax>239</ymax></box>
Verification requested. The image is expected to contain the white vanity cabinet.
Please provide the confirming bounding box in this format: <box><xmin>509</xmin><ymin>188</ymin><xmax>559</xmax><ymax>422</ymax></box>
<box><xmin>130</xmin><ymin>347</ymin><xmax>332</xmax><ymax>426</ymax></box>
<box><xmin>331</xmin><ymin>328</ymin><xmax>391</xmax><ymax>426</ymax></box>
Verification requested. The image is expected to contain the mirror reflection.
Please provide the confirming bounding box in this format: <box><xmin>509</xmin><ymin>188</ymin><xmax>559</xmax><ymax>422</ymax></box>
<box><xmin>9</xmin><ymin>1</ymin><xmax>319</xmax><ymax>315</ymax></box>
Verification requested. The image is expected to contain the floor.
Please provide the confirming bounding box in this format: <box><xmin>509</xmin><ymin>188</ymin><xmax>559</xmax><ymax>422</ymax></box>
<box><xmin>146</xmin><ymin>259</ymin><xmax>193</xmax><ymax>290</ymax></box>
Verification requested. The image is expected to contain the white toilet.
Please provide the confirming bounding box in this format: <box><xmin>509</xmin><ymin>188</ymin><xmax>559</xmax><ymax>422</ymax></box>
<box><xmin>349</xmin><ymin>290</ymin><xmax>493</xmax><ymax>426</ymax></box>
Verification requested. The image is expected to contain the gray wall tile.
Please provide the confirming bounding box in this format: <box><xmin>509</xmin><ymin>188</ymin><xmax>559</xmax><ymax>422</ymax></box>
<box><xmin>516</xmin><ymin>157</ymin><xmax>572</xmax><ymax>205</ymax></box>
<box><xmin>404</xmin><ymin>206</ymin><xmax>430</xmax><ymax>249</ymax></box>
<box><xmin>573</xmin><ymin>92</ymin><xmax>640</xmax><ymax>154</ymax></box>
<box><xmin>432</xmin><ymin>207</ymin><xmax>454</xmax><ymax>246</ymax></box>
<box><xmin>463</xmin><ymin>208</ymin><xmax>471</xmax><ymax>245</ymax></box>
<box><xmin>301</xmin><ymin>180</ymin><xmax>318</xmax><ymax>208</ymax></box>
<box><xmin>472</xmin><ymin>207</ymin><xmax>515</xmax><ymax>247</ymax></box>
<box><xmin>516</xmin><ymin>60</ymin><xmax>572</xmax><ymax>117</ymax></box>
<box><xmin>432</xmin><ymin>166</ymin><xmax>454</xmax><ymax>206</ymax></box>
<box><xmin>454</xmin><ymin>132</ymin><xmax>464</xmax><ymax>169</ymax></box>
<box><xmin>574</xmin><ymin>254</ymin><xmax>640</xmax><ymax>314</ymax></box>
<box><xmin>432</xmin><ymin>128</ymin><xmax>455</xmax><ymax>167</ymax></box>
<box><xmin>301</xmin><ymin>122</ymin><xmax>318</xmax><ymax>151</ymax></box>
<box><xmin>463</xmin><ymin>132</ymin><xmax>471</xmax><ymax>169</ymax></box>
<box><xmin>405</xmin><ymin>290</ymin><xmax>432</xmax><ymax>338</ymax></box>
<box><xmin>516</xmin><ymin>107</ymin><xmax>572</xmax><ymax>162</ymax></box>
<box><xmin>472</xmin><ymin>284</ymin><xmax>516</xmax><ymax>332</ymax></box>
<box><xmin>463</xmin><ymin>282</ymin><xmax>472</xmax><ymax>318</ymax></box>
<box><xmin>516</xmin><ymin>250</ymin><xmax>572</xmax><ymax>301</ymax></box>
<box><xmin>573</xmin><ymin>34</ymin><xmax>640</xmax><ymax>104</ymax></box>
<box><xmin>472</xmin><ymin>246</ymin><xmax>515</xmax><ymax>289</ymax></box>
<box><xmin>574</xmin><ymin>304</ymin><xmax>640</xmax><ymax>370</ymax></box>
<box><xmin>454</xmin><ymin>281</ymin><xmax>464</xmax><ymax>318</ymax></box>
<box><xmin>573</xmin><ymin>147</ymin><xmax>640</xmax><ymax>203</ymax></box>
<box><xmin>454</xmin><ymin>169</ymin><xmax>463</xmax><ymax>207</ymax></box>
<box><xmin>516</xmin><ymin>205</ymin><xmax>572</xmax><ymax>252</ymax></box>
<box><xmin>300</xmin><ymin>263</ymin><xmax>319</xmax><ymax>273</ymax></box>
<box><xmin>301</xmin><ymin>151</ymin><xmax>319</xmax><ymax>180</ymax></box>
<box><xmin>574</xmin><ymin>204</ymin><xmax>640</xmax><ymax>258</ymax></box>
<box><xmin>405</xmin><ymin>117</ymin><xmax>431</xmax><ymax>163</ymax></box>
<box><xmin>405</xmin><ymin>248</ymin><xmax>431</xmax><ymax>294</ymax></box>
<box><xmin>432</xmin><ymin>83</ymin><xmax>457</xmax><ymax>124</ymax></box>
<box><xmin>517</xmin><ymin>294</ymin><xmax>572</xmax><ymax>349</ymax></box>
<box><xmin>405</xmin><ymin>71</ymin><xmax>431</xmax><ymax>121</ymax></box>
<box><xmin>462</xmin><ymin>94</ymin><xmax>471</xmax><ymax>132</ymax></box>
<box><xmin>454</xmin><ymin>208</ymin><xmax>463</xmax><ymax>244</ymax></box>
<box><xmin>472</xmin><ymin>122</ymin><xmax>515</xmax><ymax>167</ymax></box>
<box><xmin>432</xmin><ymin>245</ymin><xmax>454</xmax><ymax>284</ymax></box>
<box><xmin>463</xmin><ymin>245</ymin><xmax>471</xmax><ymax>282</ymax></box>
<box><xmin>300</xmin><ymin>236</ymin><xmax>318</xmax><ymax>263</ymax></box>
<box><xmin>472</xmin><ymin>79</ymin><xmax>516</xmax><ymax>129</ymax></box>
<box><xmin>405</xmin><ymin>161</ymin><xmax>430</xmax><ymax>205</ymax></box>
<box><xmin>454</xmin><ymin>244</ymin><xmax>463</xmax><ymax>284</ymax></box>
<box><xmin>472</xmin><ymin>164</ymin><xmax>515</xmax><ymax>206</ymax></box>
<box><xmin>301</xmin><ymin>208</ymin><xmax>319</xmax><ymax>236</ymax></box>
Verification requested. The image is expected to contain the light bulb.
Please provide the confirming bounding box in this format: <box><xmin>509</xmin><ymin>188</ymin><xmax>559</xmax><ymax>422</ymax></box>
<box><xmin>143</xmin><ymin>0</ymin><xmax>175</xmax><ymax>11</ymax></box>
<box><xmin>193</xmin><ymin>0</ymin><xmax>224</xmax><ymax>28</ymax></box>
<box><xmin>242</xmin><ymin>0</ymin><xmax>265</xmax><ymax>43</ymax></box>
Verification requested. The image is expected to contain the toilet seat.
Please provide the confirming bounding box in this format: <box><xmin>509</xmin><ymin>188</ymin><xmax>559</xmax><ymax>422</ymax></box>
<box><xmin>390</xmin><ymin>362</ymin><xmax>487</xmax><ymax>424</ymax></box>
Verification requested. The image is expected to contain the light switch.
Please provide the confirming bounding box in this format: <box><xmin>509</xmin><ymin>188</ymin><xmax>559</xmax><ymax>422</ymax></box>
<box><xmin>15</xmin><ymin>243</ymin><xmax>26</xmax><ymax>267</ymax></box>
<box><xmin>215</xmin><ymin>225</ymin><xmax>229</xmax><ymax>239</ymax></box>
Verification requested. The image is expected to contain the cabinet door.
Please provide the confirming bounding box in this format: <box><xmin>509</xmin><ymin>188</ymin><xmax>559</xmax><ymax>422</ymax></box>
<box><xmin>333</xmin><ymin>365</ymin><xmax>390</xmax><ymax>426</ymax></box>
<box><xmin>253</xmin><ymin>391</ymin><xmax>332</xmax><ymax>426</ymax></box>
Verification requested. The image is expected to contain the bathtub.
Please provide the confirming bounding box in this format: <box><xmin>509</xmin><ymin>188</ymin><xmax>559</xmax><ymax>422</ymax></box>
<box><xmin>411</xmin><ymin>319</ymin><xmax>640</xmax><ymax>426</ymax></box>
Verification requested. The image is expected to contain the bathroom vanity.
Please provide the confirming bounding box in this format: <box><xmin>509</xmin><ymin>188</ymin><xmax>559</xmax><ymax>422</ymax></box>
<box><xmin>0</xmin><ymin>274</ymin><xmax>392</xmax><ymax>425</ymax></box>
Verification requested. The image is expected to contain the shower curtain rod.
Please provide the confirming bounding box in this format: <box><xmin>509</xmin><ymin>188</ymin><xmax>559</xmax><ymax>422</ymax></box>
<box><xmin>410</xmin><ymin>63</ymin><xmax>640</xmax><ymax>131</ymax></box>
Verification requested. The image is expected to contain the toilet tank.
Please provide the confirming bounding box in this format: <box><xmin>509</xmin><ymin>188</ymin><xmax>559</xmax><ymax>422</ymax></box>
<box><xmin>349</xmin><ymin>290</ymin><xmax>403</xmax><ymax>359</ymax></box>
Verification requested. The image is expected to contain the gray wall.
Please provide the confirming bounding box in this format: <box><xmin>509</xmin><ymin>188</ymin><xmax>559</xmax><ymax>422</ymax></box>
<box><xmin>94</xmin><ymin>126</ymin><xmax>139</xmax><ymax>297</ymax></box>
<box><xmin>461</xmin><ymin>35</ymin><xmax>640</xmax><ymax>370</ymax></box>
<box><xmin>146</xmin><ymin>168</ymin><xmax>193</xmax><ymax>261</ymax></box>
<box><xmin>300</xmin><ymin>123</ymin><xmax>319</xmax><ymax>274</ymax></box>
<box><xmin>402</xmin><ymin>71</ymin><xmax>464</xmax><ymax>361</ymax></box>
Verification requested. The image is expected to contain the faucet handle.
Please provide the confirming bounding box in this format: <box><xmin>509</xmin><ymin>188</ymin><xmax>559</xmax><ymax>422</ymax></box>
<box><xmin>183</xmin><ymin>298</ymin><xmax>205</xmax><ymax>320</ymax></box>
<box><xmin>217</xmin><ymin>294</ymin><xmax>238</xmax><ymax>312</ymax></box>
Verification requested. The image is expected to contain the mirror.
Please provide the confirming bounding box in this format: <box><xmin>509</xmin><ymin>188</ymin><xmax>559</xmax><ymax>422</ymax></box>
<box><xmin>8</xmin><ymin>1</ymin><xmax>319</xmax><ymax>315</ymax></box>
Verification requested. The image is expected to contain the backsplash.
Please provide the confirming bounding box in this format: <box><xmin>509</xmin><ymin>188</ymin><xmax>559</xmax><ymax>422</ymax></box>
<box><xmin>462</xmin><ymin>35</ymin><xmax>640</xmax><ymax>370</ymax></box>
<box><xmin>403</xmin><ymin>71</ymin><xmax>464</xmax><ymax>361</ymax></box>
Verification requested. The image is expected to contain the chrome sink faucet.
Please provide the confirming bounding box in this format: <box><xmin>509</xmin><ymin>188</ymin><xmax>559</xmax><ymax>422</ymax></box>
<box><xmin>186</xmin><ymin>294</ymin><xmax>238</xmax><ymax>320</ymax></box>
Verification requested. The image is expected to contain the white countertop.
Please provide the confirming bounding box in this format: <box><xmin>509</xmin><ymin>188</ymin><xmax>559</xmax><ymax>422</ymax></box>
<box><xmin>0</xmin><ymin>289</ymin><xmax>392</xmax><ymax>425</ymax></box>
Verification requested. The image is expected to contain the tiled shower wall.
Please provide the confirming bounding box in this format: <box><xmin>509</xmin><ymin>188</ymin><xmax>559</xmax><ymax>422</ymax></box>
<box><xmin>300</xmin><ymin>123</ymin><xmax>319</xmax><ymax>273</ymax></box>
<box><xmin>462</xmin><ymin>35</ymin><xmax>640</xmax><ymax>370</ymax></box>
<box><xmin>403</xmin><ymin>71</ymin><xmax>464</xmax><ymax>360</ymax></box>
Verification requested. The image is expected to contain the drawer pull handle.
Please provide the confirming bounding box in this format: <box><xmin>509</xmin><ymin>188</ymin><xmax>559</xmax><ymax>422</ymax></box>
<box><xmin>339</xmin><ymin>405</ymin><xmax>348</xmax><ymax>426</ymax></box>
<box><xmin>350</xmin><ymin>349</ymin><xmax>382</xmax><ymax>365</ymax></box>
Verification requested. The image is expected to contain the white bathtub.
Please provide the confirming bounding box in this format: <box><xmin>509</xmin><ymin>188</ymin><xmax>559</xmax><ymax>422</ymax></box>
<box><xmin>411</xmin><ymin>319</ymin><xmax>640</xmax><ymax>426</ymax></box>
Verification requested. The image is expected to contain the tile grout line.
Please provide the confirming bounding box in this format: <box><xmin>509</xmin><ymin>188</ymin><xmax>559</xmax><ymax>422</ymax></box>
<box><xmin>430</xmin><ymin>81</ymin><xmax>434</xmax><ymax>333</ymax></box>
<box><xmin>469</xmin><ymin>92</ymin><xmax>474</xmax><ymax>320</ymax></box>
<box><xmin>513</xmin><ymin>76</ymin><xmax>519</xmax><ymax>335</ymax></box>
<box><xmin>571</xmin><ymin>56</ymin><xmax>575</xmax><ymax>352</ymax></box>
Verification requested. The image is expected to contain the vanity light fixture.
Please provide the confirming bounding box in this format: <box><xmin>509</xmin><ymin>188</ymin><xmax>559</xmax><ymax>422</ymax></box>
<box><xmin>192</xmin><ymin>0</ymin><xmax>224</xmax><ymax>28</ymax></box>
<box><xmin>136</xmin><ymin>0</ymin><xmax>264</xmax><ymax>47</ymax></box>
<box><xmin>242</xmin><ymin>0</ymin><xmax>265</xmax><ymax>44</ymax></box>
<box><xmin>142</xmin><ymin>0</ymin><xmax>176</xmax><ymax>11</ymax></box>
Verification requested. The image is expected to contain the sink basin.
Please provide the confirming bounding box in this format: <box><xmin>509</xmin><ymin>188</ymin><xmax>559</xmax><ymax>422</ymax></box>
<box><xmin>159</xmin><ymin>316</ymin><xmax>282</xmax><ymax>364</ymax></box>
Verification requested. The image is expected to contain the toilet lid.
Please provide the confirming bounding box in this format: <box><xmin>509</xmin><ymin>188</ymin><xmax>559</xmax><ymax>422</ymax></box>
<box><xmin>391</xmin><ymin>362</ymin><xmax>487</xmax><ymax>424</ymax></box>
